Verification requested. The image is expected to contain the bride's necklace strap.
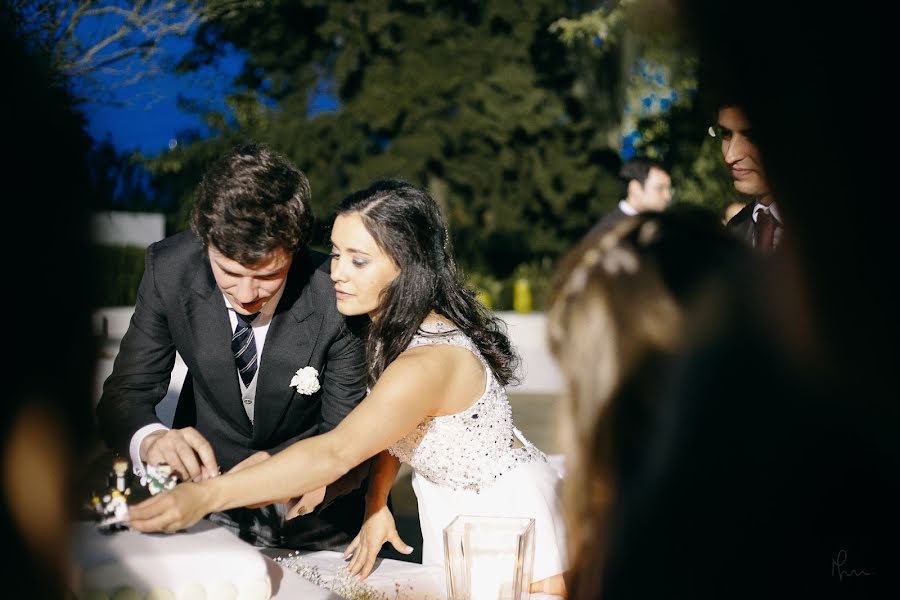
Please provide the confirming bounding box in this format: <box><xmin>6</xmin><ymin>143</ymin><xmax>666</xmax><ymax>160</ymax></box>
<box><xmin>417</xmin><ymin>316</ymin><xmax>458</xmax><ymax>335</ymax></box>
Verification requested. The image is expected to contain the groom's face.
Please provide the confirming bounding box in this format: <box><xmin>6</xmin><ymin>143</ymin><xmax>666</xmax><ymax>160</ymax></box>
<box><xmin>208</xmin><ymin>245</ymin><xmax>293</xmax><ymax>315</ymax></box>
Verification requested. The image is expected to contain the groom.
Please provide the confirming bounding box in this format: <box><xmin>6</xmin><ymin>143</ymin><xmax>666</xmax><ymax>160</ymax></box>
<box><xmin>97</xmin><ymin>143</ymin><xmax>369</xmax><ymax>550</ymax></box>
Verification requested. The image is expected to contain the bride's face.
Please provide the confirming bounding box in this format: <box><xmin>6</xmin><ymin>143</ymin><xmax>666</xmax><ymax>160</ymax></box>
<box><xmin>330</xmin><ymin>212</ymin><xmax>400</xmax><ymax>318</ymax></box>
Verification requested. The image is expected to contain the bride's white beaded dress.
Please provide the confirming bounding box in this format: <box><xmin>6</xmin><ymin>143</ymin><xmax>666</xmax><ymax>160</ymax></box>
<box><xmin>388</xmin><ymin>321</ymin><xmax>566</xmax><ymax>580</ymax></box>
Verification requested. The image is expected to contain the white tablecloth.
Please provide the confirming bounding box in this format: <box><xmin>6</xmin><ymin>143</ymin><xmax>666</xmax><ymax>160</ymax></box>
<box><xmin>264</xmin><ymin>548</ymin><xmax>564</xmax><ymax>600</ymax></box>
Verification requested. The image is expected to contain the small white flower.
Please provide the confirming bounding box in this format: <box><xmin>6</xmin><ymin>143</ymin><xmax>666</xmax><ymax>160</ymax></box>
<box><xmin>290</xmin><ymin>366</ymin><xmax>321</xmax><ymax>395</ymax></box>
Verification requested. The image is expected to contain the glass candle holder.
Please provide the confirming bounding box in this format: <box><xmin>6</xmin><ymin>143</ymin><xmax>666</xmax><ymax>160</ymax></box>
<box><xmin>443</xmin><ymin>515</ymin><xmax>536</xmax><ymax>600</ymax></box>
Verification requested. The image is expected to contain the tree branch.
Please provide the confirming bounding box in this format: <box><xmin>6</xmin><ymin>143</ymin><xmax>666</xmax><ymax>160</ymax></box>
<box><xmin>14</xmin><ymin>0</ymin><xmax>203</xmax><ymax>84</ymax></box>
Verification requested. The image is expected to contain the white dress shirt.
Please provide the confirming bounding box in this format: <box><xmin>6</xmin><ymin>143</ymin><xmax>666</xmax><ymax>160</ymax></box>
<box><xmin>618</xmin><ymin>199</ymin><xmax>639</xmax><ymax>216</ymax></box>
<box><xmin>752</xmin><ymin>201</ymin><xmax>783</xmax><ymax>249</ymax></box>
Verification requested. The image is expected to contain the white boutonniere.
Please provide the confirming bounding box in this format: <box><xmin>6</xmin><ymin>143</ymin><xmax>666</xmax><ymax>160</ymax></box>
<box><xmin>290</xmin><ymin>366</ymin><xmax>321</xmax><ymax>395</ymax></box>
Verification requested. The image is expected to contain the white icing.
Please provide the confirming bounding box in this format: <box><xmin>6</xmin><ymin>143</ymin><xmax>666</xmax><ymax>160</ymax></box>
<box><xmin>73</xmin><ymin>521</ymin><xmax>271</xmax><ymax>600</ymax></box>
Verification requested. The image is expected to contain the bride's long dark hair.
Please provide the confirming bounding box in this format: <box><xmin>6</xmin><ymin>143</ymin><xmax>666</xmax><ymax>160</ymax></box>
<box><xmin>335</xmin><ymin>179</ymin><xmax>519</xmax><ymax>388</ymax></box>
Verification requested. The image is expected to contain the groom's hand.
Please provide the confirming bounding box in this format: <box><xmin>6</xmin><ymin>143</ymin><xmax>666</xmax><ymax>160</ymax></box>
<box><xmin>141</xmin><ymin>427</ymin><xmax>219</xmax><ymax>483</ymax></box>
<box><xmin>285</xmin><ymin>486</ymin><xmax>327</xmax><ymax>519</ymax></box>
<box><xmin>228</xmin><ymin>450</ymin><xmax>270</xmax><ymax>474</ymax></box>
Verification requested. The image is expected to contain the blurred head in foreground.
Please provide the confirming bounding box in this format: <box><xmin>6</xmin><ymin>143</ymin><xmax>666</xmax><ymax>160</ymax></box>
<box><xmin>547</xmin><ymin>210</ymin><xmax>746</xmax><ymax>598</ymax></box>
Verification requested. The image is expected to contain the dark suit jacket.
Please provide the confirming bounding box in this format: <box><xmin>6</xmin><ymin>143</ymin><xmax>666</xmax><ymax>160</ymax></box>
<box><xmin>591</xmin><ymin>205</ymin><xmax>632</xmax><ymax>236</ymax></box>
<box><xmin>726</xmin><ymin>201</ymin><xmax>756</xmax><ymax>246</ymax></box>
<box><xmin>97</xmin><ymin>230</ymin><xmax>369</xmax><ymax>548</ymax></box>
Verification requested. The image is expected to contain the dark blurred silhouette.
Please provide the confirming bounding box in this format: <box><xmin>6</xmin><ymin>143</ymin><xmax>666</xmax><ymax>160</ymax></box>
<box><xmin>1</xmin><ymin>5</ymin><xmax>98</xmax><ymax>598</ymax></box>
<box><xmin>596</xmin><ymin>2</ymin><xmax>900</xmax><ymax>599</ymax></box>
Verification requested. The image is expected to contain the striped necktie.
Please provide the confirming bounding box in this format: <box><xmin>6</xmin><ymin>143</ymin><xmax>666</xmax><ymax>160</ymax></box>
<box><xmin>232</xmin><ymin>312</ymin><xmax>259</xmax><ymax>386</ymax></box>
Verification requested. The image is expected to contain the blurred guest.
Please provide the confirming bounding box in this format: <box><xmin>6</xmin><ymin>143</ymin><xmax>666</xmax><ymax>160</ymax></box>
<box><xmin>592</xmin><ymin>158</ymin><xmax>673</xmax><ymax>233</ymax></box>
<box><xmin>546</xmin><ymin>210</ymin><xmax>748</xmax><ymax>599</ymax></box>
<box><xmin>1</xmin><ymin>5</ymin><xmax>97</xmax><ymax>597</ymax></box>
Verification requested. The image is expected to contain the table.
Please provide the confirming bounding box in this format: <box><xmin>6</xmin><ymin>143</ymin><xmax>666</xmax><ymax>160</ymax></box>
<box><xmin>264</xmin><ymin>548</ymin><xmax>564</xmax><ymax>599</ymax></box>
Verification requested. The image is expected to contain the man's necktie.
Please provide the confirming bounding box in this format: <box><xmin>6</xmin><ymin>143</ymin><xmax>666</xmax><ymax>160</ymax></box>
<box><xmin>232</xmin><ymin>312</ymin><xmax>259</xmax><ymax>386</ymax></box>
<box><xmin>755</xmin><ymin>209</ymin><xmax>777</xmax><ymax>253</ymax></box>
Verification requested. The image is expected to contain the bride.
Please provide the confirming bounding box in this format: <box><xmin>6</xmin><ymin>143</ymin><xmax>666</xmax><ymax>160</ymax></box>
<box><xmin>129</xmin><ymin>179</ymin><xmax>566</xmax><ymax>587</ymax></box>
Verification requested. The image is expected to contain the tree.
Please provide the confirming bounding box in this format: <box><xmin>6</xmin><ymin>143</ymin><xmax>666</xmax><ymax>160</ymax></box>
<box><xmin>11</xmin><ymin>0</ymin><xmax>201</xmax><ymax>88</ymax></box>
<box><xmin>150</xmin><ymin>0</ymin><xmax>626</xmax><ymax>277</ymax></box>
<box><xmin>550</xmin><ymin>0</ymin><xmax>734</xmax><ymax>212</ymax></box>
<box><xmin>88</xmin><ymin>138</ymin><xmax>161</xmax><ymax>212</ymax></box>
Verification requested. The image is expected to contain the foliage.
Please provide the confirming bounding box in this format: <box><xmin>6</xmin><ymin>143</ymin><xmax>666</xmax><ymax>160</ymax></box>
<box><xmin>91</xmin><ymin>244</ymin><xmax>145</xmax><ymax>307</ymax></box>
<box><xmin>11</xmin><ymin>0</ymin><xmax>200</xmax><ymax>87</ymax></box>
<box><xmin>550</xmin><ymin>1</ymin><xmax>635</xmax><ymax>48</ymax></box>
<box><xmin>57</xmin><ymin>0</ymin><xmax>737</xmax><ymax>294</ymax></box>
<box><xmin>550</xmin><ymin>0</ymin><xmax>698</xmax><ymax>159</ymax></box>
<box><xmin>87</xmin><ymin>139</ymin><xmax>167</xmax><ymax>213</ymax></box>
<box><xmin>509</xmin><ymin>257</ymin><xmax>557</xmax><ymax>311</ymax></box>
<box><xmin>548</xmin><ymin>0</ymin><xmax>736</xmax><ymax>213</ymax></box>
<box><xmin>464</xmin><ymin>270</ymin><xmax>504</xmax><ymax>311</ymax></box>
<box><xmin>145</xmin><ymin>0</ymin><xmax>627</xmax><ymax>278</ymax></box>
<box><xmin>466</xmin><ymin>255</ymin><xmax>557</xmax><ymax>312</ymax></box>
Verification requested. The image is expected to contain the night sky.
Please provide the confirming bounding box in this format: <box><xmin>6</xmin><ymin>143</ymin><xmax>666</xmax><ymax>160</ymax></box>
<box><xmin>77</xmin><ymin>33</ymin><xmax>338</xmax><ymax>156</ymax></box>
<box><xmin>77</xmin><ymin>34</ymin><xmax>244</xmax><ymax>156</ymax></box>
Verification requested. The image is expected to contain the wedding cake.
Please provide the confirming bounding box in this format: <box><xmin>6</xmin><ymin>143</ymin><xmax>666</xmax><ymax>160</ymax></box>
<box><xmin>72</xmin><ymin>520</ymin><xmax>271</xmax><ymax>599</ymax></box>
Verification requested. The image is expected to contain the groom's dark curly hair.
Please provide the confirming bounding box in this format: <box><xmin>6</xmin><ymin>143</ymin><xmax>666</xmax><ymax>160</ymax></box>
<box><xmin>191</xmin><ymin>143</ymin><xmax>313</xmax><ymax>265</ymax></box>
<box><xmin>336</xmin><ymin>179</ymin><xmax>520</xmax><ymax>388</ymax></box>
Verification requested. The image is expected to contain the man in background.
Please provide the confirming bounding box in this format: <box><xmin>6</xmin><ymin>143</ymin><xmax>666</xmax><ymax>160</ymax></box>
<box><xmin>593</xmin><ymin>157</ymin><xmax>673</xmax><ymax>232</ymax></box>
<box><xmin>713</xmin><ymin>105</ymin><xmax>781</xmax><ymax>252</ymax></box>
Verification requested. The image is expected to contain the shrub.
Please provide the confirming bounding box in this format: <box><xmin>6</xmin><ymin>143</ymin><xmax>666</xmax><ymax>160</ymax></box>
<box><xmin>92</xmin><ymin>245</ymin><xmax>146</xmax><ymax>307</ymax></box>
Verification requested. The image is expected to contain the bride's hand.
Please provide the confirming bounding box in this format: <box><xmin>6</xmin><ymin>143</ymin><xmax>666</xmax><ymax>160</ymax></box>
<box><xmin>342</xmin><ymin>505</ymin><xmax>413</xmax><ymax>580</ymax></box>
<box><xmin>285</xmin><ymin>485</ymin><xmax>327</xmax><ymax>519</ymax></box>
<box><xmin>128</xmin><ymin>482</ymin><xmax>212</xmax><ymax>533</ymax></box>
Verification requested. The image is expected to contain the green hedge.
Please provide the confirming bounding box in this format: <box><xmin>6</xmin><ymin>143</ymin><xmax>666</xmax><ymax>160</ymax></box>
<box><xmin>465</xmin><ymin>257</ymin><xmax>557</xmax><ymax>312</ymax></box>
<box><xmin>92</xmin><ymin>245</ymin><xmax>146</xmax><ymax>307</ymax></box>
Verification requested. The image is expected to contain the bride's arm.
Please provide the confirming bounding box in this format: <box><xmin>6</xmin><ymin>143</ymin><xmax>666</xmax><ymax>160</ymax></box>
<box><xmin>363</xmin><ymin>450</ymin><xmax>402</xmax><ymax>517</ymax></box>
<box><xmin>128</xmin><ymin>348</ymin><xmax>450</xmax><ymax>532</ymax></box>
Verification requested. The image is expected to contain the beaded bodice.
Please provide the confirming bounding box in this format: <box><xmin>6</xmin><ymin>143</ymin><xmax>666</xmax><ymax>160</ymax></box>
<box><xmin>387</xmin><ymin>321</ymin><xmax>547</xmax><ymax>492</ymax></box>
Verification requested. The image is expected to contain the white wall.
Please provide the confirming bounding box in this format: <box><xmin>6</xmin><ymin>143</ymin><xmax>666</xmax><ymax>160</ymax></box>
<box><xmin>495</xmin><ymin>311</ymin><xmax>564</xmax><ymax>394</ymax></box>
<box><xmin>91</xmin><ymin>211</ymin><xmax>165</xmax><ymax>248</ymax></box>
<box><xmin>94</xmin><ymin>307</ymin><xmax>185</xmax><ymax>427</ymax></box>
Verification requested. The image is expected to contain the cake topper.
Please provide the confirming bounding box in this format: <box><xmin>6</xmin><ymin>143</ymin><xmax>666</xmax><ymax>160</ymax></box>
<box><xmin>141</xmin><ymin>462</ymin><xmax>179</xmax><ymax>495</ymax></box>
<box><xmin>91</xmin><ymin>456</ymin><xmax>132</xmax><ymax>533</ymax></box>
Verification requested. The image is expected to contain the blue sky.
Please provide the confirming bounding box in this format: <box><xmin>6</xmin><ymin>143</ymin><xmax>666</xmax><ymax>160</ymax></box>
<box><xmin>76</xmin><ymin>30</ymin><xmax>340</xmax><ymax>156</ymax></box>
<box><xmin>77</xmin><ymin>33</ymin><xmax>245</xmax><ymax>155</ymax></box>
<box><xmin>70</xmin><ymin>21</ymin><xmax>328</xmax><ymax>204</ymax></box>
